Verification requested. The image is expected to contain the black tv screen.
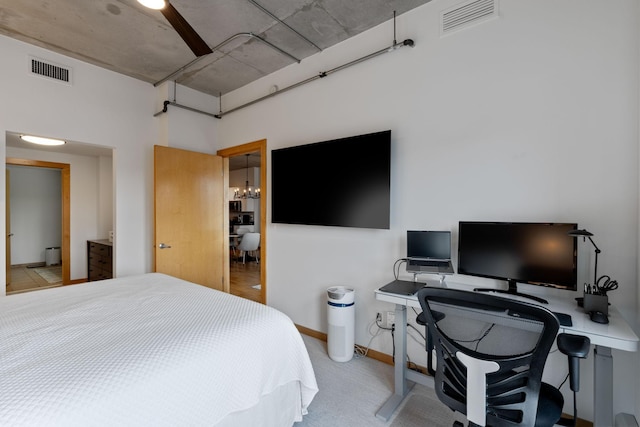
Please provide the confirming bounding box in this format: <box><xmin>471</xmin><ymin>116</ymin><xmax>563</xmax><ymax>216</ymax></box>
<box><xmin>272</xmin><ymin>130</ymin><xmax>391</xmax><ymax>229</ymax></box>
<box><xmin>457</xmin><ymin>222</ymin><xmax>578</xmax><ymax>292</ymax></box>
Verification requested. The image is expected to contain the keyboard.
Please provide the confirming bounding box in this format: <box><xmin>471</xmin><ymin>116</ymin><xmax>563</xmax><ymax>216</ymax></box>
<box><xmin>507</xmin><ymin>309</ymin><xmax>573</xmax><ymax>327</ymax></box>
<box><xmin>411</xmin><ymin>260</ymin><xmax>445</xmax><ymax>267</ymax></box>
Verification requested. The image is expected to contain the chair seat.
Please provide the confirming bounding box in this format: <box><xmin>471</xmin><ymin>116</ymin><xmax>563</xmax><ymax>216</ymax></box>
<box><xmin>534</xmin><ymin>383</ymin><xmax>563</xmax><ymax>427</ymax></box>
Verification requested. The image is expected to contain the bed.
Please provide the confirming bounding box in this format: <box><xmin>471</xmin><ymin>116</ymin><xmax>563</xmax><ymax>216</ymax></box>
<box><xmin>0</xmin><ymin>273</ymin><xmax>318</xmax><ymax>426</ymax></box>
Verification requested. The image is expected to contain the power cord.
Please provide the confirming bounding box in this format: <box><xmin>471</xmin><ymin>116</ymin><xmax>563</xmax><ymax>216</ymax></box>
<box><xmin>363</xmin><ymin>309</ymin><xmax>428</xmax><ymax>371</ymax></box>
<box><xmin>407</xmin><ymin>323</ymin><xmax>426</xmax><ymax>343</ymax></box>
<box><xmin>445</xmin><ymin>323</ymin><xmax>496</xmax><ymax>351</ymax></box>
<box><xmin>558</xmin><ymin>372</ymin><xmax>570</xmax><ymax>389</ymax></box>
<box><xmin>354</xmin><ymin>313</ymin><xmax>394</xmax><ymax>358</ymax></box>
<box><xmin>393</xmin><ymin>258</ymin><xmax>408</xmax><ymax>279</ymax></box>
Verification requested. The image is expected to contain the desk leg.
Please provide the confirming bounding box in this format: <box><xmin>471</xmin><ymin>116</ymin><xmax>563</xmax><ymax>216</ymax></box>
<box><xmin>376</xmin><ymin>304</ymin><xmax>414</xmax><ymax>421</ymax></box>
<box><xmin>593</xmin><ymin>345</ymin><xmax>613</xmax><ymax>427</ymax></box>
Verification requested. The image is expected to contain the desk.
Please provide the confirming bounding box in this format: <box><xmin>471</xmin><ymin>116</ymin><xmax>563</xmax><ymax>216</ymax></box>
<box><xmin>374</xmin><ymin>281</ymin><xmax>639</xmax><ymax>426</ymax></box>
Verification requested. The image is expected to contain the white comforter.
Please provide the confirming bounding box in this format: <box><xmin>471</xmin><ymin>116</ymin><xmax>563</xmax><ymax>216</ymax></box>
<box><xmin>0</xmin><ymin>273</ymin><xmax>318</xmax><ymax>426</ymax></box>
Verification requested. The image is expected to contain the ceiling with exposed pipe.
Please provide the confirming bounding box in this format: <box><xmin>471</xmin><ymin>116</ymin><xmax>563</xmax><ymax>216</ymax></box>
<box><xmin>0</xmin><ymin>0</ymin><xmax>432</xmax><ymax>97</ymax></box>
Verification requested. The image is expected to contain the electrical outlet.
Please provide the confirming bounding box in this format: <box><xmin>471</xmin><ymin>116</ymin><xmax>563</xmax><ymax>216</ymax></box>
<box><xmin>386</xmin><ymin>311</ymin><xmax>395</xmax><ymax>328</ymax></box>
<box><xmin>378</xmin><ymin>311</ymin><xmax>396</xmax><ymax>328</ymax></box>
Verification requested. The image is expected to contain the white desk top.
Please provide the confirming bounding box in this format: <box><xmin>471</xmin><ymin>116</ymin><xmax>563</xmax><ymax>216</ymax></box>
<box><xmin>375</xmin><ymin>280</ymin><xmax>639</xmax><ymax>352</ymax></box>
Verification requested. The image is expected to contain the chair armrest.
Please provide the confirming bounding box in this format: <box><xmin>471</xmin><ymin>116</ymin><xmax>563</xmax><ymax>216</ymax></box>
<box><xmin>557</xmin><ymin>333</ymin><xmax>590</xmax><ymax>393</ymax></box>
<box><xmin>557</xmin><ymin>333</ymin><xmax>590</xmax><ymax>358</ymax></box>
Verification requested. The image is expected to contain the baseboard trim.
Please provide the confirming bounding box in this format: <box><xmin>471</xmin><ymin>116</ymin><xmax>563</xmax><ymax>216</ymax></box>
<box><xmin>295</xmin><ymin>323</ymin><xmax>393</xmax><ymax>365</ymax></box>
<box><xmin>295</xmin><ymin>324</ymin><xmax>326</xmax><ymax>342</ymax></box>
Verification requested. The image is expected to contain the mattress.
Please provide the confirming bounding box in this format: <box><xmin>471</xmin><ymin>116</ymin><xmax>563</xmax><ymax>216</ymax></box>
<box><xmin>0</xmin><ymin>273</ymin><xmax>318</xmax><ymax>426</ymax></box>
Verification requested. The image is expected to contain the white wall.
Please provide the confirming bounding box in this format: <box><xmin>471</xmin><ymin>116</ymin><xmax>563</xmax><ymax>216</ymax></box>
<box><xmin>98</xmin><ymin>155</ymin><xmax>113</xmax><ymax>240</ymax></box>
<box><xmin>0</xmin><ymin>39</ymin><xmax>223</xmax><ymax>286</ymax></box>
<box><xmin>0</xmin><ymin>35</ymin><xmax>157</xmax><ymax>287</ymax></box>
<box><xmin>156</xmin><ymin>82</ymin><xmax>219</xmax><ymax>154</ymax></box>
<box><xmin>216</xmin><ymin>0</ymin><xmax>639</xmax><ymax>421</ymax></box>
<box><xmin>7</xmin><ymin>165</ymin><xmax>61</xmax><ymax>264</ymax></box>
<box><xmin>0</xmin><ymin>35</ymin><xmax>220</xmax><ymax>287</ymax></box>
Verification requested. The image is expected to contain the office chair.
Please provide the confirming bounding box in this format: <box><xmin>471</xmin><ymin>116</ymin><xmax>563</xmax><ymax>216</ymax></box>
<box><xmin>237</xmin><ymin>232</ymin><xmax>260</xmax><ymax>264</ymax></box>
<box><xmin>416</xmin><ymin>288</ymin><xmax>589</xmax><ymax>427</ymax></box>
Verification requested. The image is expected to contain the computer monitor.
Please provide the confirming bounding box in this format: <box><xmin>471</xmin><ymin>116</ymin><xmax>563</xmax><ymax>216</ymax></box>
<box><xmin>457</xmin><ymin>221</ymin><xmax>578</xmax><ymax>304</ymax></box>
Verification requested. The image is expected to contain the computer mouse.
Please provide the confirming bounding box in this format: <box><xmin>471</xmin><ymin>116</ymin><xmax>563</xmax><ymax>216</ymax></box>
<box><xmin>589</xmin><ymin>310</ymin><xmax>609</xmax><ymax>324</ymax></box>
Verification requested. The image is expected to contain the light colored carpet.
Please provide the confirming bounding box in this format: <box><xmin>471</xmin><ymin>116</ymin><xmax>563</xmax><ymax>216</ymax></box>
<box><xmin>32</xmin><ymin>266</ymin><xmax>62</xmax><ymax>284</ymax></box>
<box><xmin>297</xmin><ymin>334</ymin><xmax>454</xmax><ymax>427</ymax></box>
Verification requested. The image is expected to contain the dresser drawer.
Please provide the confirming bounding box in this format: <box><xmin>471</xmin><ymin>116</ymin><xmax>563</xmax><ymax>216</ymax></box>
<box><xmin>87</xmin><ymin>239</ymin><xmax>113</xmax><ymax>282</ymax></box>
<box><xmin>88</xmin><ymin>253</ymin><xmax>112</xmax><ymax>272</ymax></box>
<box><xmin>88</xmin><ymin>265</ymin><xmax>112</xmax><ymax>281</ymax></box>
<box><xmin>89</xmin><ymin>241</ymin><xmax>112</xmax><ymax>257</ymax></box>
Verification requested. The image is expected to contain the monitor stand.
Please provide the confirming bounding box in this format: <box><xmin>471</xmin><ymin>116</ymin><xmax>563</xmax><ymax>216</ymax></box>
<box><xmin>412</xmin><ymin>272</ymin><xmax>448</xmax><ymax>287</ymax></box>
<box><xmin>474</xmin><ymin>279</ymin><xmax>548</xmax><ymax>304</ymax></box>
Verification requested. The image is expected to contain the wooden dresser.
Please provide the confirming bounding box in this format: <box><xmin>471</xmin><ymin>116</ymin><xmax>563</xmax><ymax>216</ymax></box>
<box><xmin>87</xmin><ymin>239</ymin><xmax>113</xmax><ymax>281</ymax></box>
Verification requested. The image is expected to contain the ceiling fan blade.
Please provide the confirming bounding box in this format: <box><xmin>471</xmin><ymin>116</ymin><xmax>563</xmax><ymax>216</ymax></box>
<box><xmin>160</xmin><ymin>3</ymin><xmax>213</xmax><ymax>57</ymax></box>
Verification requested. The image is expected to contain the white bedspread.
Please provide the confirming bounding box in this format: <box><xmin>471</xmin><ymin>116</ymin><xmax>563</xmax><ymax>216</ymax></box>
<box><xmin>0</xmin><ymin>273</ymin><xmax>318</xmax><ymax>426</ymax></box>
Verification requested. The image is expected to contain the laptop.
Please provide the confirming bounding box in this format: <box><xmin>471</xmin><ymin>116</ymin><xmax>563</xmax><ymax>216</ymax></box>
<box><xmin>406</xmin><ymin>230</ymin><xmax>455</xmax><ymax>274</ymax></box>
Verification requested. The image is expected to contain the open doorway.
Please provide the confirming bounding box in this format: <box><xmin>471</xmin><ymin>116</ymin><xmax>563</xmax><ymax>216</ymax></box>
<box><xmin>218</xmin><ymin>139</ymin><xmax>266</xmax><ymax>304</ymax></box>
<box><xmin>5</xmin><ymin>131</ymin><xmax>114</xmax><ymax>294</ymax></box>
<box><xmin>6</xmin><ymin>158</ymin><xmax>70</xmax><ymax>294</ymax></box>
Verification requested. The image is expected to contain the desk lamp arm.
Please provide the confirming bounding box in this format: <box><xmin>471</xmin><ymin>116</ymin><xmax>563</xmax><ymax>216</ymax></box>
<box><xmin>587</xmin><ymin>236</ymin><xmax>601</xmax><ymax>284</ymax></box>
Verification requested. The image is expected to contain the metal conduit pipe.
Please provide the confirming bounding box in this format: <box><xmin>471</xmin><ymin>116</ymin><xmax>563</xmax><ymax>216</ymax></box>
<box><xmin>153</xmin><ymin>100</ymin><xmax>220</xmax><ymax>118</ymax></box>
<box><xmin>216</xmin><ymin>38</ymin><xmax>414</xmax><ymax>118</ymax></box>
<box><xmin>154</xmin><ymin>32</ymin><xmax>301</xmax><ymax>88</ymax></box>
<box><xmin>153</xmin><ymin>38</ymin><xmax>414</xmax><ymax>119</ymax></box>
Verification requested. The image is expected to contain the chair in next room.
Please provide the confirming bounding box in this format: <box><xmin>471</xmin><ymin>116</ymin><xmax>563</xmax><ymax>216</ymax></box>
<box><xmin>237</xmin><ymin>232</ymin><xmax>260</xmax><ymax>264</ymax></box>
<box><xmin>416</xmin><ymin>287</ymin><xmax>590</xmax><ymax>427</ymax></box>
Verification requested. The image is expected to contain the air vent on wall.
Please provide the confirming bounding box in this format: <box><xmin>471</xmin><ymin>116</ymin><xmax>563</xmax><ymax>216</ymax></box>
<box><xmin>441</xmin><ymin>0</ymin><xmax>498</xmax><ymax>36</ymax></box>
<box><xmin>28</xmin><ymin>56</ymin><xmax>72</xmax><ymax>85</ymax></box>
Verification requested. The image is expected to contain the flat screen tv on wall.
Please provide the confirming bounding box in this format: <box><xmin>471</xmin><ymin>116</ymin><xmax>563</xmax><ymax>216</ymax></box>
<box><xmin>271</xmin><ymin>130</ymin><xmax>391</xmax><ymax>229</ymax></box>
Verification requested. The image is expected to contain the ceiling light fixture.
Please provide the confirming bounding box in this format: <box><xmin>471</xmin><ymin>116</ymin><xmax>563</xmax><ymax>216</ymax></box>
<box><xmin>234</xmin><ymin>154</ymin><xmax>260</xmax><ymax>200</ymax></box>
<box><xmin>137</xmin><ymin>0</ymin><xmax>166</xmax><ymax>10</ymax></box>
<box><xmin>20</xmin><ymin>135</ymin><xmax>66</xmax><ymax>146</ymax></box>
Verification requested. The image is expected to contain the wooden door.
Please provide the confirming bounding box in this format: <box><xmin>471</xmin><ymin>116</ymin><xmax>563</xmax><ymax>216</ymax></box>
<box><xmin>154</xmin><ymin>146</ymin><xmax>226</xmax><ymax>290</ymax></box>
<box><xmin>5</xmin><ymin>170</ymin><xmax>11</xmax><ymax>285</ymax></box>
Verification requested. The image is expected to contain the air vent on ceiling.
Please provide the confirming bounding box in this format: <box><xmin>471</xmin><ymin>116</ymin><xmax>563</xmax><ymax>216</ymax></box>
<box><xmin>441</xmin><ymin>0</ymin><xmax>498</xmax><ymax>36</ymax></box>
<box><xmin>28</xmin><ymin>56</ymin><xmax>72</xmax><ymax>85</ymax></box>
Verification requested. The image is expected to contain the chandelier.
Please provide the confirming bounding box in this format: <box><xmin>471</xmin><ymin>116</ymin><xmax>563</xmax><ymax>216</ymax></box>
<box><xmin>234</xmin><ymin>154</ymin><xmax>260</xmax><ymax>199</ymax></box>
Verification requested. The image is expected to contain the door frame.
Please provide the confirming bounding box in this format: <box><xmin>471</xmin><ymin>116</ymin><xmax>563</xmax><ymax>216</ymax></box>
<box><xmin>217</xmin><ymin>139</ymin><xmax>267</xmax><ymax>304</ymax></box>
<box><xmin>6</xmin><ymin>158</ymin><xmax>71</xmax><ymax>285</ymax></box>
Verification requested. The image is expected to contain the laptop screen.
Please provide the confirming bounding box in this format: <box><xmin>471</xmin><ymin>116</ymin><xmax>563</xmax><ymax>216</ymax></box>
<box><xmin>407</xmin><ymin>230</ymin><xmax>451</xmax><ymax>260</ymax></box>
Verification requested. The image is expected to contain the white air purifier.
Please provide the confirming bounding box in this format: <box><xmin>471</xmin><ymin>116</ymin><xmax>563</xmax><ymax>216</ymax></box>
<box><xmin>327</xmin><ymin>286</ymin><xmax>355</xmax><ymax>362</ymax></box>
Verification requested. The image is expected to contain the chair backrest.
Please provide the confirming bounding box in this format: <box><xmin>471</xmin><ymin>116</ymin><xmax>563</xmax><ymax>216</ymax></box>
<box><xmin>416</xmin><ymin>287</ymin><xmax>559</xmax><ymax>427</ymax></box>
<box><xmin>238</xmin><ymin>232</ymin><xmax>260</xmax><ymax>251</ymax></box>
<box><xmin>236</xmin><ymin>225</ymin><xmax>254</xmax><ymax>235</ymax></box>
